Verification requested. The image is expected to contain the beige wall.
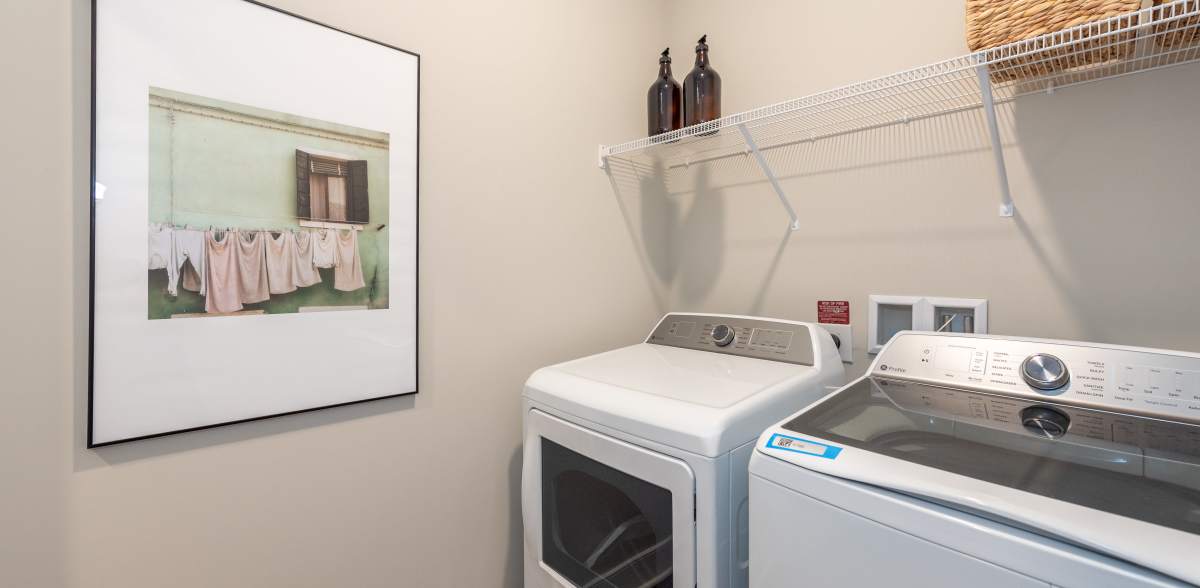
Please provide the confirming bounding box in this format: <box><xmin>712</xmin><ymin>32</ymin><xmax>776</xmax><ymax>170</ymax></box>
<box><xmin>5</xmin><ymin>1</ymin><xmax>1200</xmax><ymax>586</ymax></box>
<box><xmin>655</xmin><ymin>0</ymin><xmax>1200</xmax><ymax>378</ymax></box>
<box><xmin>1</xmin><ymin>1</ymin><xmax>665</xmax><ymax>586</ymax></box>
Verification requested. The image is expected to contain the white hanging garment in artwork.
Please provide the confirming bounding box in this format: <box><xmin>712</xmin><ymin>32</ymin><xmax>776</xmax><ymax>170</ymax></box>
<box><xmin>312</xmin><ymin>229</ymin><xmax>337</xmax><ymax>269</ymax></box>
<box><xmin>170</xmin><ymin>228</ymin><xmax>207</xmax><ymax>297</ymax></box>
<box><xmin>148</xmin><ymin>223</ymin><xmax>172</xmax><ymax>270</ymax></box>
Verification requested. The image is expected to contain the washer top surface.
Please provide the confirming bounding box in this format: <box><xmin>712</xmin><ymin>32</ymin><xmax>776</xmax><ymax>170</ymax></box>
<box><xmin>525</xmin><ymin>313</ymin><xmax>844</xmax><ymax>457</ymax></box>
<box><xmin>754</xmin><ymin>332</ymin><xmax>1200</xmax><ymax>587</ymax></box>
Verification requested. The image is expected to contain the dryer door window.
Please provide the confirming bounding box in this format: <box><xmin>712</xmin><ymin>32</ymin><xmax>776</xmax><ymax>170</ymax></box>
<box><xmin>523</xmin><ymin>409</ymin><xmax>695</xmax><ymax>587</ymax></box>
<box><xmin>541</xmin><ymin>438</ymin><xmax>673</xmax><ymax>587</ymax></box>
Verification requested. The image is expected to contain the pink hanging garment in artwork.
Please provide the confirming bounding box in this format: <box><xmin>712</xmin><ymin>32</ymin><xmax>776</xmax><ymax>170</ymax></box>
<box><xmin>333</xmin><ymin>229</ymin><xmax>366</xmax><ymax>292</ymax></box>
<box><xmin>204</xmin><ymin>230</ymin><xmax>243</xmax><ymax>313</ymax></box>
<box><xmin>292</xmin><ymin>230</ymin><xmax>322</xmax><ymax>288</ymax></box>
<box><xmin>264</xmin><ymin>231</ymin><xmax>298</xmax><ymax>295</ymax></box>
<box><xmin>236</xmin><ymin>230</ymin><xmax>270</xmax><ymax>304</ymax></box>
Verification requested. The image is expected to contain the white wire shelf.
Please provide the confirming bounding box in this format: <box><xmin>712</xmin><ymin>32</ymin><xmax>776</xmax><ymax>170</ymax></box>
<box><xmin>600</xmin><ymin>0</ymin><xmax>1200</xmax><ymax>228</ymax></box>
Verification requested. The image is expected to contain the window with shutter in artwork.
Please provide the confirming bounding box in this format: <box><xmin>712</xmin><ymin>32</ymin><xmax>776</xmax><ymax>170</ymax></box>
<box><xmin>296</xmin><ymin>151</ymin><xmax>367</xmax><ymax>224</ymax></box>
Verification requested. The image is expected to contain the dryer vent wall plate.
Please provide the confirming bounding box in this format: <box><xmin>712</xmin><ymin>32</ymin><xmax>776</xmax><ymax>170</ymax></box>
<box><xmin>868</xmin><ymin>295</ymin><xmax>988</xmax><ymax>354</ymax></box>
<box><xmin>817</xmin><ymin>323</ymin><xmax>853</xmax><ymax>364</ymax></box>
<box><xmin>927</xmin><ymin>297</ymin><xmax>988</xmax><ymax>336</ymax></box>
<box><xmin>868</xmin><ymin>295</ymin><xmax>922</xmax><ymax>355</ymax></box>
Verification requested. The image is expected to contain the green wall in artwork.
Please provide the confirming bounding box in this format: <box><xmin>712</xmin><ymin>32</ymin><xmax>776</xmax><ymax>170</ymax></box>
<box><xmin>147</xmin><ymin>87</ymin><xmax>390</xmax><ymax>319</ymax></box>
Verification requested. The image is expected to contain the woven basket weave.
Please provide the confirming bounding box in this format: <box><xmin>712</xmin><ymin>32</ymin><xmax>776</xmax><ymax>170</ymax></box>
<box><xmin>967</xmin><ymin>0</ymin><xmax>1143</xmax><ymax>81</ymax></box>
<box><xmin>968</xmin><ymin>1</ymin><xmax>1200</xmax><ymax>82</ymax></box>
<box><xmin>966</xmin><ymin>0</ymin><xmax>1142</xmax><ymax>51</ymax></box>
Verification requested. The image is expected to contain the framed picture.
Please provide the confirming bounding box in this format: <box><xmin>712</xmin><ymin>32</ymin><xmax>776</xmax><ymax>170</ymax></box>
<box><xmin>89</xmin><ymin>0</ymin><xmax>419</xmax><ymax>446</ymax></box>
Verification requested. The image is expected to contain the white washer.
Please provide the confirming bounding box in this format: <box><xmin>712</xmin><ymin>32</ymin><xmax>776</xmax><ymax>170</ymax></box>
<box><xmin>751</xmin><ymin>331</ymin><xmax>1200</xmax><ymax>588</ymax></box>
<box><xmin>522</xmin><ymin>313</ymin><xmax>845</xmax><ymax>588</ymax></box>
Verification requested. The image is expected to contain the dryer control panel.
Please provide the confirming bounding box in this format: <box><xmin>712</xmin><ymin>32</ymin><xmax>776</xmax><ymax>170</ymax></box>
<box><xmin>874</xmin><ymin>332</ymin><xmax>1200</xmax><ymax>425</ymax></box>
<box><xmin>646</xmin><ymin>313</ymin><xmax>815</xmax><ymax>366</ymax></box>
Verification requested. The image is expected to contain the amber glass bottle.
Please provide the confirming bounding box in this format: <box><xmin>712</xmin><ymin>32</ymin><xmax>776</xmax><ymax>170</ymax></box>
<box><xmin>647</xmin><ymin>48</ymin><xmax>682</xmax><ymax>137</ymax></box>
<box><xmin>683</xmin><ymin>34</ymin><xmax>721</xmax><ymax>129</ymax></box>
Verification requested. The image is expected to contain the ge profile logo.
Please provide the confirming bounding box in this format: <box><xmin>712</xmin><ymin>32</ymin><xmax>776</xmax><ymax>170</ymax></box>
<box><xmin>879</xmin><ymin>364</ymin><xmax>888</xmax><ymax>371</ymax></box>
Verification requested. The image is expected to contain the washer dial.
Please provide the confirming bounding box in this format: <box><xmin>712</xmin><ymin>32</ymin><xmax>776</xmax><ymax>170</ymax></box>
<box><xmin>1021</xmin><ymin>354</ymin><xmax>1070</xmax><ymax>391</ymax></box>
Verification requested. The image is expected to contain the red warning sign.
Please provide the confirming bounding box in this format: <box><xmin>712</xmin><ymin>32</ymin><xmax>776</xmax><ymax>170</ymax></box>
<box><xmin>817</xmin><ymin>300</ymin><xmax>850</xmax><ymax>325</ymax></box>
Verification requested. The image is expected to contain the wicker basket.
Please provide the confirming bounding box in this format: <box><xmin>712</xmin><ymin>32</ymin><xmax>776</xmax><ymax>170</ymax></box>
<box><xmin>968</xmin><ymin>1</ymin><xmax>1200</xmax><ymax>82</ymax></box>
<box><xmin>966</xmin><ymin>0</ymin><xmax>1142</xmax><ymax>51</ymax></box>
<box><xmin>967</xmin><ymin>0</ymin><xmax>1144</xmax><ymax>81</ymax></box>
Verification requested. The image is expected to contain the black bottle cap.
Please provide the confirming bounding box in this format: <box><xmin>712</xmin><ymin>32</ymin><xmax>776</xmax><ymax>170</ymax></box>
<box><xmin>659</xmin><ymin>47</ymin><xmax>671</xmax><ymax>64</ymax></box>
<box><xmin>695</xmin><ymin>34</ymin><xmax>708</xmax><ymax>52</ymax></box>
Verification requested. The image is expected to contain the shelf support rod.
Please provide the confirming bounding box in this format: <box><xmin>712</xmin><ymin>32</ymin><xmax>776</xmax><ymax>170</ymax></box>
<box><xmin>737</xmin><ymin>123</ymin><xmax>801</xmax><ymax>231</ymax></box>
<box><xmin>975</xmin><ymin>63</ymin><xmax>1015</xmax><ymax>217</ymax></box>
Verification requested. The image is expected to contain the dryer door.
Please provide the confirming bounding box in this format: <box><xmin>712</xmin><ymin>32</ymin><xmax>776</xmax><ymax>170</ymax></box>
<box><xmin>523</xmin><ymin>409</ymin><xmax>695</xmax><ymax>588</ymax></box>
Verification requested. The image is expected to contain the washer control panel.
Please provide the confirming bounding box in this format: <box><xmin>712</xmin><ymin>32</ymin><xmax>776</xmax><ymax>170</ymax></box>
<box><xmin>874</xmin><ymin>332</ymin><xmax>1200</xmax><ymax>424</ymax></box>
<box><xmin>646</xmin><ymin>313</ymin><xmax>815</xmax><ymax>365</ymax></box>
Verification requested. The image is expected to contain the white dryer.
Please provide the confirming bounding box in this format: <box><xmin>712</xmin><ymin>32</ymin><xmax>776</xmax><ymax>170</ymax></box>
<box><xmin>522</xmin><ymin>313</ymin><xmax>845</xmax><ymax>588</ymax></box>
<box><xmin>750</xmin><ymin>331</ymin><xmax>1200</xmax><ymax>588</ymax></box>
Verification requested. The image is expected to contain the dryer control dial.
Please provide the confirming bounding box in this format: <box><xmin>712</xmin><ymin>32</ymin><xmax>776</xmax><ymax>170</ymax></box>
<box><xmin>711</xmin><ymin>324</ymin><xmax>735</xmax><ymax>347</ymax></box>
<box><xmin>1021</xmin><ymin>354</ymin><xmax>1070</xmax><ymax>391</ymax></box>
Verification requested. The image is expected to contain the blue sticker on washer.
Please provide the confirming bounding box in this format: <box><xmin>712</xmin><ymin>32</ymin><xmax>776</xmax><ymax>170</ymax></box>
<box><xmin>766</xmin><ymin>433</ymin><xmax>842</xmax><ymax>459</ymax></box>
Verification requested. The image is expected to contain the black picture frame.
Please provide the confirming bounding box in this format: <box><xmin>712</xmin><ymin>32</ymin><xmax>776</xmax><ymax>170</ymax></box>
<box><xmin>88</xmin><ymin>0</ymin><xmax>420</xmax><ymax>447</ymax></box>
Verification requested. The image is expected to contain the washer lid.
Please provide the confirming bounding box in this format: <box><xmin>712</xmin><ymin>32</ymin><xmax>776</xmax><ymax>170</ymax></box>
<box><xmin>526</xmin><ymin>343</ymin><xmax>838</xmax><ymax>457</ymax></box>
<box><xmin>765</xmin><ymin>376</ymin><xmax>1200</xmax><ymax>585</ymax></box>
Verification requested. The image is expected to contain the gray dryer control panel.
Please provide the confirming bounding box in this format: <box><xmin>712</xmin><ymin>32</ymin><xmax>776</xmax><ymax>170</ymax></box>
<box><xmin>646</xmin><ymin>313</ymin><xmax>816</xmax><ymax>366</ymax></box>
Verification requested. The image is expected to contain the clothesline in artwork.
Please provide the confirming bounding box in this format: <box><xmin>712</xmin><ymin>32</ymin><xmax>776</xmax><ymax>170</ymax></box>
<box><xmin>149</xmin><ymin>223</ymin><xmax>366</xmax><ymax>315</ymax></box>
<box><xmin>170</xmin><ymin>208</ymin><xmax>372</xmax><ymax>231</ymax></box>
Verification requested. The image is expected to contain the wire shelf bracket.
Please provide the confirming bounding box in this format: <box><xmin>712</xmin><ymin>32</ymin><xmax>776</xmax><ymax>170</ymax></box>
<box><xmin>975</xmin><ymin>61</ymin><xmax>1016</xmax><ymax>217</ymax></box>
<box><xmin>737</xmin><ymin>123</ymin><xmax>801</xmax><ymax>230</ymax></box>
<box><xmin>599</xmin><ymin>0</ymin><xmax>1200</xmax><ymax>225</ymax></box>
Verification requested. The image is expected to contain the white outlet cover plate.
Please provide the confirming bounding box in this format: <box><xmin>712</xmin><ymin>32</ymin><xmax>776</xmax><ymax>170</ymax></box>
<box><xmin>818</xmin><ymin>323</ymin><xmax>853</xmax><ymax>364</ymax></box>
